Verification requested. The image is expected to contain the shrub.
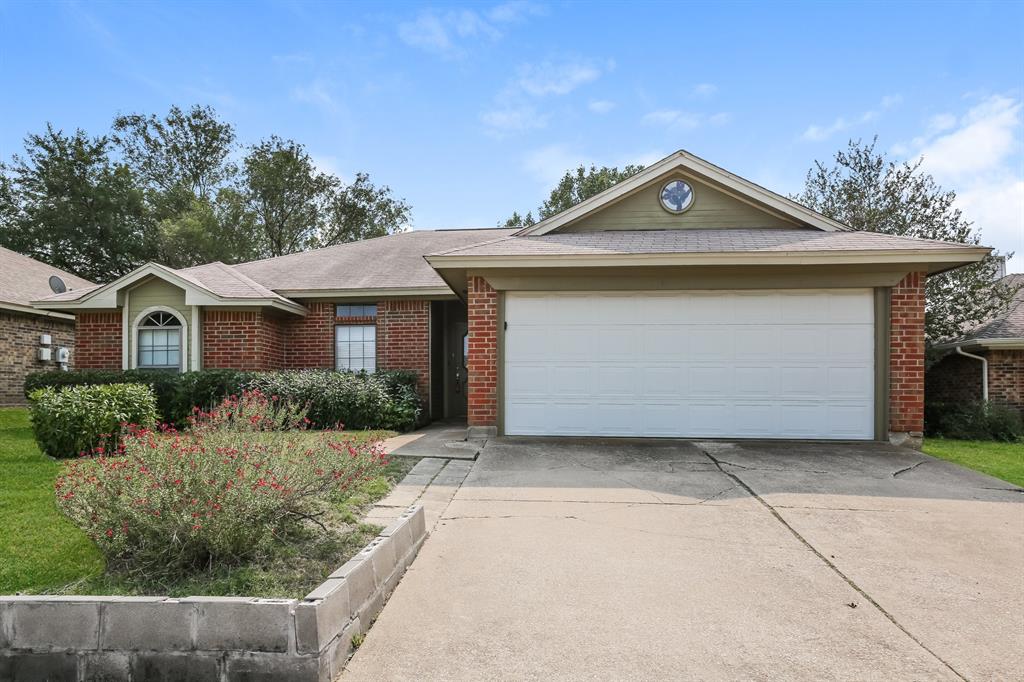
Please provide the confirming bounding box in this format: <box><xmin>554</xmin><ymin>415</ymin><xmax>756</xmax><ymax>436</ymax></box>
<box><xmin>925</xmin><ymin>400</ymin><xmax>1024</xmax><ymax>442</ymax></box>
<box><xmin>29</xmin><ymin>384</ymin><xmax>159</xmax><ymax>458</ymax></box>
<box><xmin>54</xmin><ymin>391</ymin><xmax>389</xmax><ymax>576</ymax></box>
<box><xmin>244</xmin><ymin>370</ymin><xmax>421</xmax><ymax>431</ymax></box>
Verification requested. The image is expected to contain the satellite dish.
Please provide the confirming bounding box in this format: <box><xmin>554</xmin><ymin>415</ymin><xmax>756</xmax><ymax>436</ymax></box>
<box><xmin>48</xmin><ymin>275</ymin><xmax>67</xmax><ymax>294</ymax></box>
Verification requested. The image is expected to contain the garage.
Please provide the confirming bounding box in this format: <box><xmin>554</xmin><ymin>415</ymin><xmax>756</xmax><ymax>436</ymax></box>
<box><xmin>503</xmin><ymin>290</ymin><xmax>876</xmax><ymax>439</ymax></box>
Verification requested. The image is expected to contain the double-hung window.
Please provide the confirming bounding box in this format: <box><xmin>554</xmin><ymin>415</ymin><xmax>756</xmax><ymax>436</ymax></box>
<box><xmin>335</xmin><ymin>304</ymin><xmax>376</xmax><ymax>372</ymax></box>
<box><xmin>137</xmin><ymin>311</ymin><xmax>182</xmax><ymax>370</ymax></box>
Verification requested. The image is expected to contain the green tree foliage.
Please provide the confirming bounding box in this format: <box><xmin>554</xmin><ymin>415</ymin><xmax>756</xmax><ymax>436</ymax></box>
<box><xmin>0</xmin><ymin>126</ymin><xmax>155</xmax><ymax>282</ymax></box>
<box><xmin>502</xmin><ymin>164</ymin><xmax>645</xmax><ymax>227</ymax></box>
<box><xmin>794</xmin><ymin>138</ymin><xmax>1017</xmax><ymax>345</ymax></box>
<box><xmin>325</xmin><ymin>172</ymin><xmax>411</xmax><ymax>245</ymax></box>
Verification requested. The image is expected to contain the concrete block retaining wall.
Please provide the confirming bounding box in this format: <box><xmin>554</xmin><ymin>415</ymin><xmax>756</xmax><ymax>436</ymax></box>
<box><xmin>0</xmin><ymin>505</ymin><xmax>426</xmax><ymax>681</ymax></box>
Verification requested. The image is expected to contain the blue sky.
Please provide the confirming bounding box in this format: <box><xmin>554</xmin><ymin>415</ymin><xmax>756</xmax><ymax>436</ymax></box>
<box><xmin>2</xmin><ymin>0</ymin><xmax>1022</xmax><ymax>271</ymax></box>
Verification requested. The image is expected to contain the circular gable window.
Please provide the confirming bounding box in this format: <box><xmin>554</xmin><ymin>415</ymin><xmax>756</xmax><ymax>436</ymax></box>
<box><xmin>659</xmin><ymin>179</ymin><xmax>694</xmax><ymax>214</ymax></box>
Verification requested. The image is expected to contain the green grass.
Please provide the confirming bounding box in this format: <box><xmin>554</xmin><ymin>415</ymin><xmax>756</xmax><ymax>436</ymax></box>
<box><xmin>0</xmin><ymin>407</ymin><xmax>413</xmax><ymax>597</ymax></box>
<box><xmin>923</xmin><ymin>438</ymin><xmax>1024</xmax><ymax>487</ymax></box>
<box><xmin>0</xmin><ymin>407</ymin><xmax>104</xmax><ymax>594</ymax></box>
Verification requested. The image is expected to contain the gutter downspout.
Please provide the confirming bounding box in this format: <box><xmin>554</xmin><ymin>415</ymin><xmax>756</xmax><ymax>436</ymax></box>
<box><xmin>955</xmin><ymin>346</ymin><xmax>988</xmax><ymax>401</ymax></box>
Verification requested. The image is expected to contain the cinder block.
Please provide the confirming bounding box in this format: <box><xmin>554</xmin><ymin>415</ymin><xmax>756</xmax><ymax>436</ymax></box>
<box><xmin>407</xmin><ymin>505</ymin><xmax>426</xmax><ymax>541</ymax></box>
<box><xmin>102</xmin><ymin>599</ymin><xmax>193</xmax><ymax>651</ymax></box>
<box><xmin>0</xmin><ymin>602</ymin><xmax>9</xmax><ymax>649</ymax></box>
<box><xmin>328</xmin><ymin>559</ymin><xmax>375</xmax><ymax>617</ymax></box>
<box><xmin>10</xmin><ymin>599</ymin><xmax>100</xmax><ymax>650</ymax></box>
<box><xmin>0</xmin><ymin>651</ymin><xmax>78</xmax><ymax>681</ymax></box>
<box><xmin>225</xmin><ymin>652</ymin><xmax>321</xmax><ymax>682</ymax></box>
<box><xmin>368</xmin><ymin>536</ymin><xmax>397</xmax><ymax>588</ymax></box>
<box><xmin>130</xmin><ymin>652</ymin><xmax>219</xmax><ymax>681</ymax></box>
<box><xmin>186</xmin><ymin>597</ymin><xmax>294</xmax><ymax>653</ymax></box>
<box><xmin>326</xmin><ymin>617</ymin><xmax>361</xmax><ymax>680</ymax></box>
<box><xmin>295</xmin><ymin>578</ymin><xmax>350</xmax><ymax>655</ymax></box>
<box><xmin>82</xmin><ymin>651</ymin><xmax>131</xmax><ymax>681</ymax></box>
<box><xmin>379</xmin><ymin>516</ymin><xmax>414</xmax><ymax>561</ymax></box>
<box><xmin>356</xmin><ymin>589</ymin><xmax>384</xmax><ymax>627</ymax></box>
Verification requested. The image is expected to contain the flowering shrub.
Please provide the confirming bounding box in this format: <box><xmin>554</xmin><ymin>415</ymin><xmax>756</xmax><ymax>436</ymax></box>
<box><xmin>29</xmin><ymin>383</ymin><xmax>159</xmax><ymax>458</ymax></box>
<box><xmin>54</xmin><ymin>391</ymin><xmax>389</xmax><ymax>577</ymax></box>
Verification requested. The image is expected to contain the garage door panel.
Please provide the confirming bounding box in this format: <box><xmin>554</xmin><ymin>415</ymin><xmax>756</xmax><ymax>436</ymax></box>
<box><xmin>504</xmin><ymin>290</ymin><xmax>874</xmax><ymax>439</ymax></box>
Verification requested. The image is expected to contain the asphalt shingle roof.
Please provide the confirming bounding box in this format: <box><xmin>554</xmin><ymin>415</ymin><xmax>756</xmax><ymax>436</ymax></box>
<box><xmin>957</xmin><ymin>274</ymin><xmax>1024</xmax><ymax>342</ymax></box>
<box><xmin>234</xmin><ymin>229</ymin><xmax>518</xmax><ymax>292</ymax></box>
<box><xmin>178</xmin><ymin>262</ymin><xmax>294</xmax><ymax>303</ymax></box>
<box><xmin>0</xmin><ymin>246</ymin><xmax>94</xmax><ymax>308</ymax></box>
<box><xmin>428</xmin><ymin>229</ymin><xmax>982</xmax><ymax>258</ymax></box>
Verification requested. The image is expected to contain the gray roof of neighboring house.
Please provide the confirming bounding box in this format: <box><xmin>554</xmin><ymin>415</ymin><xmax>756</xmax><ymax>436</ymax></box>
<box><xmin>233</xmin><ymin>229</ymin><xmax>518</xmax><ymax>293</ymax></box>
<box><xmin>0</xmin><ymin>246</ymin><xmax>94</xmax><ymax>309</ymax></box>
<box><xmin>954</xmin><ymin>273</ymin><xmax>1024</xmax><ymax>342</ymax></box>
<box><xmin>428</xmin><ymin>229</ymin><xmax>983</xmax><ymax>258</ymax></box>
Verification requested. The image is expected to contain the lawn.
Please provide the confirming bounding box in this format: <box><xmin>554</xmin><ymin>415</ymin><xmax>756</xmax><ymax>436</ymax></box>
<box><xmin>923</xmin><ymin>438</ymin><xmax>1024</xmax><ymax>488</ymax></box>
<box><xmin>0</xmin><ymin>406</ymin><xmax>411</xmax><ymax>597</ymax></box>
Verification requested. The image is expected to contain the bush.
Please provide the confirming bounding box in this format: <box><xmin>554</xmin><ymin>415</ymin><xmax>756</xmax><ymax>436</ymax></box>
<box><xmin>244</xmin><ymin>370</ymin><xmax>421</xmax><ymax>431</ymax></box>
<box><xmin>25</xmin><ymin>368</ymin><xmax>421</xmax><ymax>431</ymax></box>
<box><xmin>29</xmin><ymin>384</ymin><xmax>159</xmax><ymax>458</ymax></box>
<box><xmin>925</xmin><ymin>401</ymin><xmax>1024</xmax><ymax>442</ymax></box>
<box><xmin>54</xmin><ymin>391</ymin><xmax>389</xmax><ymax>576</ymax></box>
<box><xmin>25</xmin><ymin>369</ymin><xmax>249</xmax><ymax>425</ymax></box>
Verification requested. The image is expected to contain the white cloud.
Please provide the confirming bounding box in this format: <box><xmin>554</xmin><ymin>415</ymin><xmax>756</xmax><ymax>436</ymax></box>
<box><xmin>801</xmin><ymin>95</ymin><xmax>902</xmax><ymax>142</ymax></box>
<box><xmin>588</xmin><ymin>99</ymin><xmax>615</xmax><ymax>114</ymax></box>
<box><xmin>691</xmin><ymin>83</ymin><xmax>717</xmax><ymax>98</ymax></box>
<box><xmin>291</xmin><ymin>78</ymin><xmax>339</xmax><ymax>113</ymax></box>
<box><xmin>908</xmin><ymin>95</ymin><xmax>1024</xmax><ymax>271</ymax></box>
<box><xmin>516</xmin><ymin>59</ymin><xmax>601</xmax><ymax>96</ymax></box>
<box><xmin>482</xmin><ymin>56</ymin><xmax>607</xmax><ymax>136</ymax></box>
<box><xmin>398</xmin><ymin>2</ymin><xmax>542</xmax><ymax>57</ymax></box>
<box><xmin>522</xmin><ymin>144</ymin><xmax>591</xmax><ymax>186</ymax></box>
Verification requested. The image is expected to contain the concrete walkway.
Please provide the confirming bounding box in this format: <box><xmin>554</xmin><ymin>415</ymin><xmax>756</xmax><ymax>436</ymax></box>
<box><xmin>344</xmin><ymin>438</ymin><xmax>1024</xmax><ymax>681</ymax></box>
<box><xmin>363</xmin><ymin>456</ymin><xmax>474</xmax><ymax>531</ymax></box>
<box><xmin>381</xmin><ymin>420</ymin><xmax>483</xmax><ymax>461</ymax></box>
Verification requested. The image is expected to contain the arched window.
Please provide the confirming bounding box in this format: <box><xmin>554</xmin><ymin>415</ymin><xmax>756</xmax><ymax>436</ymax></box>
<box><xmin>136</xmin><ymin>310</ymin><xmax>183</xmax><ymax>370</ymax></box>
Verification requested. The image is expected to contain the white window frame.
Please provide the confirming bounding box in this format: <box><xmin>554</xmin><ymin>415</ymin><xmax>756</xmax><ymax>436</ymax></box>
<box><xmin>335</xmin><ymin>324</ymin><xmax>377</xmax><ymax>372</ymax></box>
<box><xmin>130</xmin><ymin>306</ymin><xmax>188</xmax><ymax>372</ymax></box>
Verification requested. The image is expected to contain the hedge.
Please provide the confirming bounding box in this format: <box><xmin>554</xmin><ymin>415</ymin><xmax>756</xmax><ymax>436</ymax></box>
<box><xmin>24</xmin><ymin>368</ymin><xmax>422</xmax><ymax>432</ymax></box>
<box><xmin>29</xmin><ymin>383</ymin><xmax>159</xmax><ymax>458</ymax></box>
<box><xmin>925</xmin><ymin>401</ymin><xmax>1023</xmax><ymax>442</ymax></box>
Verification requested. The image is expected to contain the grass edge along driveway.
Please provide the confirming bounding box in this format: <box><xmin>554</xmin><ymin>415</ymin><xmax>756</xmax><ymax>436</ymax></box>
<box><xmin>922</xmin><ymin>438</ymin><xmax>1024</xmax><ymax>488</ymax></box>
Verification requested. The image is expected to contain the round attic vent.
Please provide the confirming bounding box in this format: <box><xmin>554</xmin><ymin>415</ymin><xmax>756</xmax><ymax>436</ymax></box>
<box><xmin>48</xmin><ymin>275</ymin><xmax>67</xmax><ymax>294</ymax></box>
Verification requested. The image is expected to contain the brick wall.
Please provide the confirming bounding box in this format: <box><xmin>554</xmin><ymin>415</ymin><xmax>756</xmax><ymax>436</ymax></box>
<box><xmin>75</xmin><ymin>311</ymin><xmax>122</xmax><ymax>370</ymax></box>
<box><xmin>989</xmin><ymin>349</ymin><xmax>1023</xmax><ymax>412</ymax></box>
<box><xmin>377</xmin><ymin>300</ymin><xmax>430</xmax><ymax>400</ymax></box>
<box><xmin>282</xmin><ymin>302</ymin><xmax>335</xmax><ymax>369</ymax></box>
<box><xmin>466</xmin><ymin>276</ymin><xmax>498</xmax><ymax>427</ymax></box>
<box><xmin>889</xmin><ymin>272</ymin><xmax>926</xmax><ymax>435</ymax></box>
<box><xmin>0</xmin><ymin>311</ymin><xmax>77</xmax><ymax>405</ymax></box>
<box><xmin>202</xmin><ymin>310</ymin><xmax>283</xmax><ymax>370</ymax></box>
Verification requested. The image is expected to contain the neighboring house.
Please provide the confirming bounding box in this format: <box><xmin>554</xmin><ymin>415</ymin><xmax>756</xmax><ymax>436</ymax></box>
<box><xmin>0</xmin><ymin>246</ymin><xmax>94</xmax><ymax>405</ymax></box>
<box><xmin>34</xmin><ymin>150</ymin><xmax>989</xmax><ymax>445</ymax></box>
<box><xmin>927</xmin><ymin>274</ymin><xmax>1023</xmax><ymax>412</ymax></box>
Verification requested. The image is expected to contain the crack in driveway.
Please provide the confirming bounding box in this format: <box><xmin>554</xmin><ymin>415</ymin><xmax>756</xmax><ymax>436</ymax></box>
<box><xmin>892</xmin><ymin>461</ymin><xmax>927</xmax><ymax>478</ymax></box>
<box><xmin>696</xmin><ymin>444</ymin><xmax>968</xmax><ymax>681</ymax></box>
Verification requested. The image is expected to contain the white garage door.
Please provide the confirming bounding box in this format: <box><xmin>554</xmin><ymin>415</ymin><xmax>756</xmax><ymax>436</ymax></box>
<box><xmin>504</xmin><ymin>290</ymin><xmax>875</xmax><ymax>439</ymax></box>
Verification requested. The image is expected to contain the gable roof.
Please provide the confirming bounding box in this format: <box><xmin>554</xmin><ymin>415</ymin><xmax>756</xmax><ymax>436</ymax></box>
<box><xmin>233</xmin><ymin>229</ymin><xmax>517</xmax><ymax>296</ymax></box>
<box><xmin>0</xmin><ymin>246</ymin><xmax>94</xmax><ymax>318</ymax></box>
<box><xmin>513</xmin><ymin>149</ymin><xmax>852</xmax><ymax>236</ymax></box>
<box><xmin>936</xmin><ymin>274</ymin><xmax>1024</xmax><ymax>349</ymax></box>
<box><xmin>426</xmin><ymin>229</ymin><xmax>990</xmax><ymax>273</ymax></box>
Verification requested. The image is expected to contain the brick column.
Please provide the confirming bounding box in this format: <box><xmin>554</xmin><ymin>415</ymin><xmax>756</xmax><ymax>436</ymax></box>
<box><xmin>466</xmin><ymin>276</ymin><xmax>498</xmax><ymax>432</ymax></box>
<box><xmin>377</xmin><ymin>300</ymin><xmax>431</xmax><ymax>401</ymax></box>
<box><xmin>889</xmin><ymin>271</ymin><xmax>926</xmax><ymax>445</ymax></box>
<box><xmin>75</xmin><ymin>311</ymin><xmax>122</xmax><ymax>369</ymax></box>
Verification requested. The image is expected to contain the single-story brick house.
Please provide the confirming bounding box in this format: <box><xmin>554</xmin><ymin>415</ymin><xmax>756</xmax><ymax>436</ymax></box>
<box><xmin>34</xmin><ymin>151</ymin><xmax>990</xmax><ymax>445</ymax></box>
<box><xmin>927</xmin><ymin>273</ymin><xmax>1023</xmax><ymax>412</ymax></box>
<box><xmin>0</xmin><ymin>246</ymin><xmax>94</xmax><ymax>405</ymax></box>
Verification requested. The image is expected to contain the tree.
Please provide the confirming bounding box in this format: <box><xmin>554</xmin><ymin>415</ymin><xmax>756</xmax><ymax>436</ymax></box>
<box><xmin>241</xmin><ymin>136</ymin><xmax>335</xmax><ymax>257</ymax></box>
<box><xmin>0</xmin><ymin>125</ymin><xmax>155</xmax><ymax>282</ymax></box>
<box><xmin>155</xmin><ymin>190</ymin><xmax>261</xmax><ymax>268</ymax></box>
<box><xmin>502</xmin><ymin>164</ymin><xmax>645</xmax><ymax>227</ymax></box>
<box><xmin>324</xmin><ymin>172</ymin><xmax>411</xmax><ymax>245</ymax></box>
<box><xmin>794</xmin><ymin>138</ymin><xmax>1017</xmax><ymax>345</ymax></box>
<box><xmin>112</xmin><ymin>104</ymin><xmax>236</xmax><ymax>218</ymax></box>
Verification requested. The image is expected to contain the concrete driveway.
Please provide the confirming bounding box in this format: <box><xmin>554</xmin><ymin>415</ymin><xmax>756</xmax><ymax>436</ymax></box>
<box><xmin>344</xmin><ymin>439</ymin><xmax>1024</xmax><ymax>681</ymax></box>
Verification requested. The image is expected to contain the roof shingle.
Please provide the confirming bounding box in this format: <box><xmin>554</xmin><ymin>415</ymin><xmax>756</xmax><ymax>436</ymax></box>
<box><xmin>0</xmin><ymin>247</ymin><xmax>95</xmax><ymax>308</ymax></box>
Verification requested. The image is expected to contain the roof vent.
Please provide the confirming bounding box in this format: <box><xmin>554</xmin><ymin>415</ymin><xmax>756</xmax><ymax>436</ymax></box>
<box><xmin>48</xmin><ymin>275</ymin><xmax>67</xmax><ymax>294</ymax></box>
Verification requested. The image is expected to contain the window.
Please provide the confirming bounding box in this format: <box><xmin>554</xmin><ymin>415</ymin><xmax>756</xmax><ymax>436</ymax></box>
<box><xmin>137</xmin><ymin>311</ymin><xmax>182</xmax><ymax>370</ymax></box>
<box><xmin>336</xmin><ymin>304</ymin><xmax>377</xmax><ymax>318</ymax></box>
<box><xmin>336</xmin><ymin>324</ymin><xmax>376</xmax><ymax>372</ymax></box>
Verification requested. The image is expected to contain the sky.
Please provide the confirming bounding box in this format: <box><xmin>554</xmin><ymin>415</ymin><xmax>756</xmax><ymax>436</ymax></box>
<box><xmin>1</xmin><ymin>0</ymin><xmax>1022</xmax><ymax>271</ymax></box>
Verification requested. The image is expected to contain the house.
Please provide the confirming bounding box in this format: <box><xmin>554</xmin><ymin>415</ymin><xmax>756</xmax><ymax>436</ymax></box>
<box><xmin>927</xmin><ymin>273</ymin><xmax>1023</xmax><ymax>412</ymax></box>
<box><xmin>33</xmin><ymin>150</ymin><xmax>990</xmax><ymax>446</ymax></box>
<box><xmin>0</xmin><ymin>246</ymin><xmax>94</xmax><ymax>405</ymax></box>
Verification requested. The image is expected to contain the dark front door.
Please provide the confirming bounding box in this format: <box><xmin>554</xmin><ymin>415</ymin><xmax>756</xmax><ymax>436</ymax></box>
<box><xmin>443</xmin><ymin>301</ymin><xmax>468</xmax><ymax>418</ymax></box>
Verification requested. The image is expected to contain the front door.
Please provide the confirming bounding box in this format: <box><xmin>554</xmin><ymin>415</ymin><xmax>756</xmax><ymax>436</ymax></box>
<box><xmin>443</xmin><ymin>302</ymin><xmax>468</xmax><ymax>418</ymax></box>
